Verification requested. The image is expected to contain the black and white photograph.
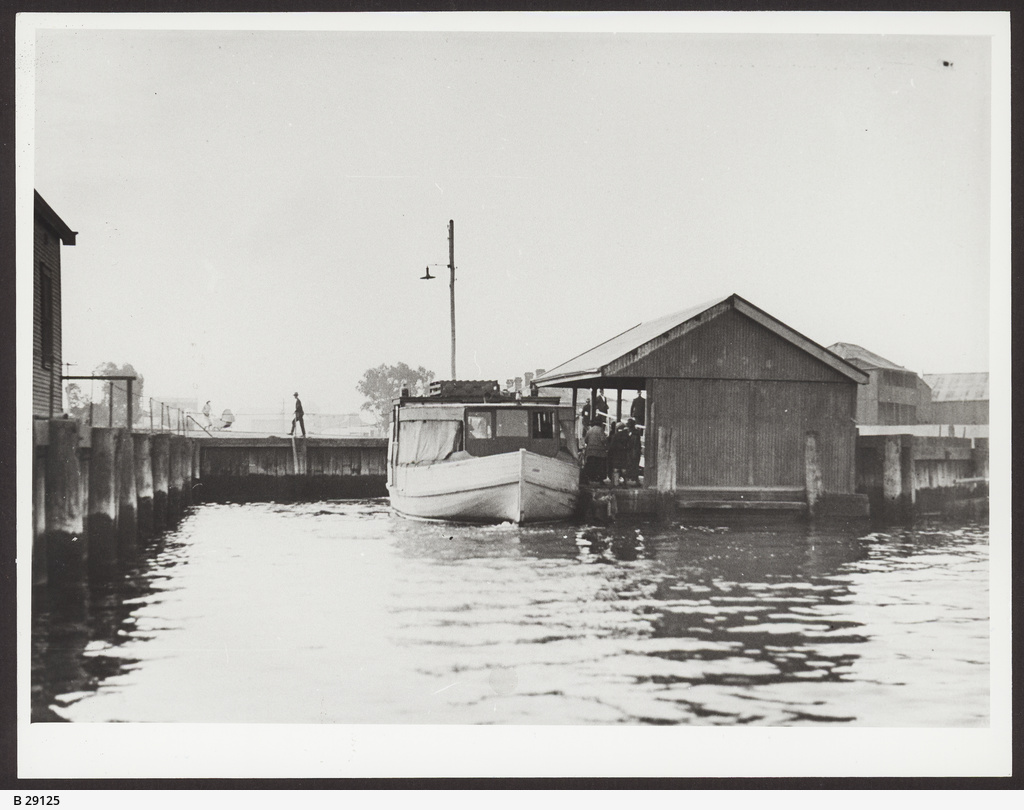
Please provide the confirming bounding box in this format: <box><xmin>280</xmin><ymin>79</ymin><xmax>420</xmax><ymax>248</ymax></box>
<box><xmin>16</xmin><ymin>10</ymin><xmax>1010</xmax><ymax>782</ymax></box>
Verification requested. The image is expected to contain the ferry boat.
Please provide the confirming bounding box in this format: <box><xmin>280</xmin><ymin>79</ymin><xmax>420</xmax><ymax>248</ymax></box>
<box><xmin>387</xmin><ymin>380</ymin><xmax>581</xmax><ymax>524</ymax></box>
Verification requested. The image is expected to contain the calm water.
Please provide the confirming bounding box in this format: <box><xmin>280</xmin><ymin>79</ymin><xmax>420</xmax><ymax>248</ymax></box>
<box><xmin>32</xmin><ymin>501</ymin><xmax>989</xmax><ymax>726</ymax></box>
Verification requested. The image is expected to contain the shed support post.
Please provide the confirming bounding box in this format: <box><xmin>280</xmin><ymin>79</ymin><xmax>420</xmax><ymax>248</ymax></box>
<box><xmin>572</xmin><ymin>387</ymin><xmax>578</xmax><ymax>442</ymax></box>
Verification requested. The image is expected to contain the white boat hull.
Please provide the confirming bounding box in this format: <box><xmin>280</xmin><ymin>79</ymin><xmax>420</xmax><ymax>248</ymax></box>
<box><xmin>389</xmin><ymin>449</ymin><xmax>579</xmax><ymax>524</ymax></box>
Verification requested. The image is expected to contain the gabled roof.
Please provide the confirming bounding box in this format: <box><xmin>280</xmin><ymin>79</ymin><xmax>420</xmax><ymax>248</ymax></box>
<box><xmin>827</xmin><ymin>342</ymin><xmax>906</xmax><ymax>371</ymax></box>
<box><xmin>34</xmin><ymin>191</ymin><xmax>77</xmax><ymax>245</ymax></box>
<box><xmin>535</xmin><ymin>293</ymin><xmax>868</xmax><ymax>386</ymax></box>
<box><xmin>922</xmin><ymin>372</ymin><xmax>989</xmax><ymax>402</ymax></box>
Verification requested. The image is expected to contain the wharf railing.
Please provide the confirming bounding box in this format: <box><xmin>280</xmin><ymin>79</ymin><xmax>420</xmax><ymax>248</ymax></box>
<box><xmin>62</xmin><ymin>374</ymin><xmax>197</xmax><ymax>435</ymax></box>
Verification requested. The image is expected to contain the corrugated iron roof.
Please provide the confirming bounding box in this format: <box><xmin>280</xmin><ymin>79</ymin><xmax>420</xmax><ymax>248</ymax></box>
<box><xmin>922</xmin><ymin>372</ymin><xmax>989</xmax><ymax>402</ymax></box>
<box><xmin>827</xmin><ymin>342</ymin><xmax>906</xmax><ymax>370</ymax></box>
<box><xmin>538</xmin><ymin>293</ymin><xmax>732</xmax><ymax>382</ymax></box>
<box><xmin>535</xmin><ymin>293</ymin><xmax>867</xmax><ymax>386</ymax></box>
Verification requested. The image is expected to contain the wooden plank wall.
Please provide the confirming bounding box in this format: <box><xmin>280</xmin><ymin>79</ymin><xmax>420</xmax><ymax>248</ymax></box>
<box><xmin>200</xmin><ymin>442</ymin><xmax>387</xmax><ymax>479</ymax></box>
<box><xmin>33</xmin><ymin>218</ymin><xmax>63</xmax><ymax>417</ymax></box>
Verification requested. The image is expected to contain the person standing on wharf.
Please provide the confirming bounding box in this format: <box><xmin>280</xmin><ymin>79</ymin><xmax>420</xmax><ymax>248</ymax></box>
<box><xmin>290</xmin><ymin>392</ymin><xmax>306</xmax><ymax>438</ymax></box>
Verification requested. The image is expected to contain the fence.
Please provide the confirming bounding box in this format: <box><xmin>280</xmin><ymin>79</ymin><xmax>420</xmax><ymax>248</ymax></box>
<box><xmin>62</xmin><ymin>374</ymin><xmax>197</xmax><ymax>435</ymax></box>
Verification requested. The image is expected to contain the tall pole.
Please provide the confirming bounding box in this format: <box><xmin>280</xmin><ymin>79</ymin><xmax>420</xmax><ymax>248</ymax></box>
<box><xmin>448</xmin><ymin>219</ymin><xmax>456</xmax><ymax>379</ymax></box>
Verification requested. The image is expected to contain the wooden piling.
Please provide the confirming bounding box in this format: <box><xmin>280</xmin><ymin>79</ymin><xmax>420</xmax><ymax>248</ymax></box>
<box><xmin>656</xmin><ymin>426</ymin><xmax>677</xmax><ymax>493</ymax></box>
<box><xmin>181</xmin><ymin>437</ymin><xmax>194</xmax><ymax>508</ymax></box>
<box><xmin>115</xmin><ymin>429</ymin><xmax>138</xmax><ymax>553</ymax></box>
<box><xmin>33</xmin><ymin>431</ymin><xmax>47</xmax><ymax>586</ymax></box>
<box><xmin>168</xmin><ymin>435</ymin><xmax>184</xmax><ymax>521</ymax></box>
<box><xmin>192</xmin><ymin>439</ymin><xmax>202</xmax><ymax>504</ymax></box>
<box><xmin>900</xmin><ymin>436</ymin><xmax>916</xmax><ymax>514</ymax></box>
<box><xmin>804</xmin><ymin>431</ymin><xmax>824</xmax><ymax>518</ymax></box>
<box><xmin>656</xmin><ymin>426</ymin><xmax>678</xmax><ymax>519</ymax></box>
<box><xmin>151</xmin><ymin>433</ymin><xmax>170</xmax><ymax>532</ymax></box>
<box><xmin>133</xmin><ymin>433</ymin><xmax>154</xmax><ymax>538</ymax></box>
<box><xmin>87</xmin><ymin>427</ymin><xmax>118</xmax><ymax>575</ymax></box>
<box><xmin>45</xmin><ymin>420</ymin><xmax>85</xmax><ymax>588</ymax></box>
<box><xmin>882</xmin><ymin>435</ymin><xmax>903</xmax><ymax>520</ymax></box>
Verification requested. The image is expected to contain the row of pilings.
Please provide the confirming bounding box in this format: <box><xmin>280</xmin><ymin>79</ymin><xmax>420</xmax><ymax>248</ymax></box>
<box><xmin>33</xmin><ymin>418</ymin><xmax>198</xmax><ymax>588</ymax></box>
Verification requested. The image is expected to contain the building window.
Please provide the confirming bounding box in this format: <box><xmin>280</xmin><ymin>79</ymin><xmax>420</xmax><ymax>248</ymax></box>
<box><xmin>40</xmin><ymin>266</ymin><xmax>53</xmax><ymax>369</ymax></box>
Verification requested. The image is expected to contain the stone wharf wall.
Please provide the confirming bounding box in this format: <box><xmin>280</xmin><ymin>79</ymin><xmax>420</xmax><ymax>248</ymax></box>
<box><xmin>32</xmin><ymin>421</ymin><xmax>389</xmax><ymax>587</ymax></box>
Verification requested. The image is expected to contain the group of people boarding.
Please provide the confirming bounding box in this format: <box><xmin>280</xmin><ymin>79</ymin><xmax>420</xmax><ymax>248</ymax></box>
<box><xmin>579</xmin><ymin>390</ymin><xmax>645</xmax><ymax>486</ymax></box>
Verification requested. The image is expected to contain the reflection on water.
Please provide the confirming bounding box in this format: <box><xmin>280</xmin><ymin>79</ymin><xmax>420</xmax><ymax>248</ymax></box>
<box><xmin>31</xmin><ymin>501</ymin><xmax>989</xmax><ymax>726</ymax></box>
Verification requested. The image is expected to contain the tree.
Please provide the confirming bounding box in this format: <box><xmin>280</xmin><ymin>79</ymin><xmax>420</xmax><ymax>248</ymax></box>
<box><xmin>89</xmin><ymin>361</ymin><xmax>145</xmax><ymax>427</ymax></box>
<box><xmin>65</xmin><ymin>381</ymin><xmax>92</xmax><ymax>422</ymax></box>
<box><xmin>357</xmin><ymin>362</ymin><xmax>434</xmax><ymax>431</ymax></box>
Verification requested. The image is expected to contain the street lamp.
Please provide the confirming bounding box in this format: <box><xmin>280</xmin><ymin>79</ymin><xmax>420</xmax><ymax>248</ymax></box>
<box><xmin>421</xmin><ymin>219</ymin><xmax>456</xmax><ymax>379</ymax></box>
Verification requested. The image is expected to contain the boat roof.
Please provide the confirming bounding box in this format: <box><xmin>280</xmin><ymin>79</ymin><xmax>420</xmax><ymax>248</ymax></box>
<box><xmin>396</xmin><ymin>395</ymin><xmax>564</xmax><ymax>407</ymax></box>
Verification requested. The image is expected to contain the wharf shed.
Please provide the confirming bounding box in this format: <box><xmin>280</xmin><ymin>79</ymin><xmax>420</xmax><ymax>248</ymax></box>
<box><xmin>535</xmin><ymin>294</ymin><xmax>868</xmax><ymax>501</ymax></box>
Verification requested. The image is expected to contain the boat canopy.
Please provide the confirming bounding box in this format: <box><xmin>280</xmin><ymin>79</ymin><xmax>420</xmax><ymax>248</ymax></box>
<box><xmin>397</xmin><ymin>419</ymin><xmax>463</xmax><ymax>465</ymax></box>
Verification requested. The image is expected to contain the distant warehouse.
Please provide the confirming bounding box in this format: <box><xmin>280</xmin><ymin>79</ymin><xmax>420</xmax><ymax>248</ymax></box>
<box><xmin>536</xmin><ymin>293</ymin><xmax>868</xmax><ymax>506</ymax></box>
<box><xmin>827</xmin><ymin>342</ymin><xmax>932</xmax><ymax>425</ymax></box>
<box><xmin>921</xmin><ymin>372</ymin><xmax>989</xmax><ymax>426</ymax></box>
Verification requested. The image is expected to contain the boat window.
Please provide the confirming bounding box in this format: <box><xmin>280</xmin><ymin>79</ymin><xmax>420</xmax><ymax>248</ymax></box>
<box><xmin>467</xmin><ymin>411</ymin><xmax>493</xmax><ymax>440</ymax></box>
<box><xmin>496</xmin><ymin>409</ymin><xmax>529</xmax><ymax>438</ymax></box>
<box><xmin>532</xmin><ymin>411</ymin><xmax>554</xmax><ymax>439</ymax></box>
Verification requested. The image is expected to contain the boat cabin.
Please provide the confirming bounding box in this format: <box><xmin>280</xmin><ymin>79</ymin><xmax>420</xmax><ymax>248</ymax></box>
<box><xmin>389</xmin><ymin>381</ymin><xmax>578</xmax><ymax>469</ymax></box>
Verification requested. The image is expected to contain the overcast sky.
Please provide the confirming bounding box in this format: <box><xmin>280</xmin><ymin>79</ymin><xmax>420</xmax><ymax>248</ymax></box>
<box><xmin>26</xmin><ymin>15</ymin><xmax>1000</xmax><ymax>417</ymax></box>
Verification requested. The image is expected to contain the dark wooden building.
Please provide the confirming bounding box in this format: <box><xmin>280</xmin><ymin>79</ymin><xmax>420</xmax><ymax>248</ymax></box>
<box><xmin>33</xmin><ymin>192</ymin><xmax>77</xmax><ymax>417</ymax></box>
<box><xmin>535</xmin><ymin>293</ymin><xmax>868</xmax><ymax>501</ymax></box>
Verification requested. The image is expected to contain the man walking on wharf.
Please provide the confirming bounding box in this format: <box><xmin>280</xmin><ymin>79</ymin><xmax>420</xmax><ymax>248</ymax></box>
<box><xmin>290</xmin><ymin>392</ymin><xmax>306</xmax><ymax>438</ymax></box>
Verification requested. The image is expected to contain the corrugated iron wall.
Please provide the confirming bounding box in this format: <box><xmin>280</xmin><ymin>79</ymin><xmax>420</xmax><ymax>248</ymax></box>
<box><xmin>648</xmin><ymin>378</ymin><xmax>857</xmax><ymax>493</ymax></box>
